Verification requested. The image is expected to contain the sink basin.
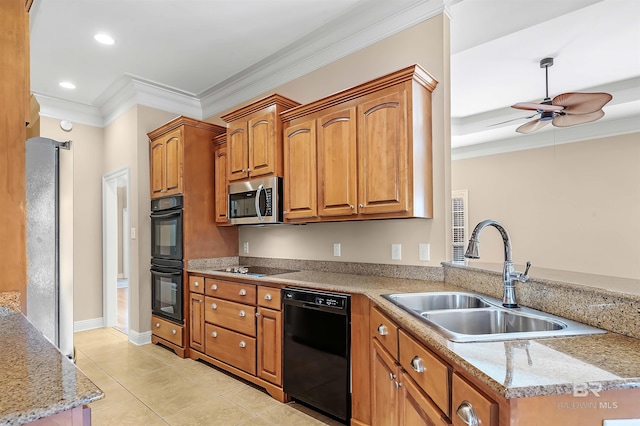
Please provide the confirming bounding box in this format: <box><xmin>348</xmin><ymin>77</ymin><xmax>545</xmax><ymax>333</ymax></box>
<box><xmin>384</xmin><ymin>292</ymin><xmax>491</xmax><ymax>312</ymax></box>
<box><xmin>381</xmin><ymin>291</ymin><xmax>606</xmax><ymax>342</ymax></box>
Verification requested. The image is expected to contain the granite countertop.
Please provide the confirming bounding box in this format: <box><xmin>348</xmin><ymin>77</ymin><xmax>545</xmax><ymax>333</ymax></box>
<box><xmin>189</xmin><ymin>266</ymin><xmax>640</xmax><ymax>400</ymax></box>
<box><xmin>0</xmin><ymin>313</ymin><xmax>103</xmax><ymax>425</ymax></box>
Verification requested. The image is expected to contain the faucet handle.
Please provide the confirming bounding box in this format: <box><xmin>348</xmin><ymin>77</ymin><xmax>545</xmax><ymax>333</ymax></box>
<box><xmin>518</xmin><ymin>261</ymin><xmax>532</xmax><ymax>283</ymax></box>
<box><xmin>523</xmin><ymin>261</ymin><xmax>531</xmax><ymax>276</ymax></box>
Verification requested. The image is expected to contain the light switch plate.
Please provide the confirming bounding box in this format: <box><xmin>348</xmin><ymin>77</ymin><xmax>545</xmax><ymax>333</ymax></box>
<box><xmin>419</xmin><ymin>243</ymin><xmax>430</xmax><ymax>261</ymax></box>
<box><xmin>333</xmin><ymin>243</ymin><xmax>341</xmax><ymax>257</ymax></box>
<box><xmin>242</xmin><ymin>241</ymin><xmax>249</xmax><ymax>253</ymax></box>
<box><xmin>391</xmin><ymin>244</ymin><xmax>401</xmax><ymax>260</ymax></box>
<box><xmin>130</xmin><ymin>228</ymin><xmax>136</xmax><ymax>239</ymax></box>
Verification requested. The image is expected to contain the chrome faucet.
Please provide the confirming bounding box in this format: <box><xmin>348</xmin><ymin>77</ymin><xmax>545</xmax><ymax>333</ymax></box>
<box><xmin>464</xmin><ymin>219</ymin><xmax>531</xmax><ymax>308</ymax></box>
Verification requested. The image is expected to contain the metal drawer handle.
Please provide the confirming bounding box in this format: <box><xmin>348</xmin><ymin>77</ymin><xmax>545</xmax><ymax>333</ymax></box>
<box><xmin>456</xmin><ymin>401</ymin><xmax>479</xmax><ymax>426</ymax></box>
<box><xmin>172</xmin><ymin>329</ymin><xmax>177</xmax><ymax>335</ymax></box>
<box><xmin>389</xmin><ymin>373</ymin><xmax>396</xmax><ymax>381</ymax></box>
<box><xmin>155</xmin><ymin>322</ymin><xmax>160</xmax><ymax>328</ymax></box>
<box><xmin>394</xmin><ymin>381</ymin><xmax>403</xmax><ymax>389</ymax></box>
<box><xmin>410</xmin><ymin>356</ymin><xmax>426</xmax><ymax>373</ymax></box>
<box><xmin>239</xmin><ymin>310</ymin><xmax>246</xmax><ymax>317</ymax></box>
<box><xmin>211</xmin><ymin>284</ymin><xmax>218</xmax><ymax>291</ymax></box>
<box><xmin>239</xmin><ymin>289</ymin><xmax>247</xmax><ymax>296</ymax></box>
<box><xmin>264</xmin><ymin>293</ymin><xmax>272</xmax><ymax>301</ymax></box>
<box><xmin>359</xmin><ymin>203</ymin><xmax>364</xmax><ymax>208</ymax></box>
<box><xmin>194</xmin><ymin>281</ymin><xmax>199</xmax><ymax>287</ymax></box>
<box><xmin>350</xmin><ymin>205</ymin><xmax>354</xmax><ymax>209</ymax></box>
<box><xmin>211</xmin><ymin>303</ymin><xmax>217</xmax><ymax>310</ymax></box>
<box><xmin>239</xmin><ymin>341</ymin><xmax>246</xmax><ymax>348</ymax></box>
<box><xmin>211</xmin><ymin>331</ymin><xmax>217</xmax><ymax>338</ymax></box>
<box><xmin>377</xmin><ymin>324</ymin><xmax>388</xmax><ymax>336</ymax></box>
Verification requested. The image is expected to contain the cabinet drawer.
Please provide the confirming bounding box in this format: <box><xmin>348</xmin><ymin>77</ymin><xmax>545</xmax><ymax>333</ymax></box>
<box><xmin>370</xmin><ymin>307</ymin><xmax>399</xmax><ymax>359</ymax></box>
<box><xmin>452</xmin><ymin>373</ymin><xmax>497</xmax><ymax>426</ymax></box>
<box><xmin>257</xmin><ymin>286</ymin><xmax>281</xmax><ymax>309</ymax></box>
<box><xmin>152</xmin><ymin>315</ymin><xmax>183</xmax><ymax>347</ymax></box>
<box><xmin>205</xmin><ymin>323</ymin><xmax>256</xmax><ymax>375</ymax></box>
<box><xmin>205</xmin><ymin>297</ymin><xmax>256</xmax><ymax>336</ymax></box>
<box><xmin>399</xmin><ymin>330</ymin><xmax>451</xmax><ymax>416</ymax></box>
<box><xmin>189</xmin><ymin>275</ymin><xmax>204</xmax><ymax>294</ymax></box>
<box><xmin>205</xmin><ymin>278</ymin><xmax>256</xmax><ymax>304</ymax></box>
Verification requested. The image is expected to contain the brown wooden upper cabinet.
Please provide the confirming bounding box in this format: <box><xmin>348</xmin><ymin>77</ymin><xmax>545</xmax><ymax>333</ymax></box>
<box><xmin>221</xmin><ymin>94</ymin><xmax>300</xmax><ymax>183</ymax></box>
<box><xmin>148</xmin><ymin>116</ymin><xmax>225</xmax><ymax>199</ymax></box>
<box><xmin>281</xmin><ymin>64</ymin><xmax>438</xmax><ymax>223</ymax></box>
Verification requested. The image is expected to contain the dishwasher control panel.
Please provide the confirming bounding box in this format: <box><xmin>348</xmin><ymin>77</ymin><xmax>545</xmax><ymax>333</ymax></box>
<box><xmin>282</xmin><ymin>287</ymin><xmax>349</xmax><ymax>310</ymax></box>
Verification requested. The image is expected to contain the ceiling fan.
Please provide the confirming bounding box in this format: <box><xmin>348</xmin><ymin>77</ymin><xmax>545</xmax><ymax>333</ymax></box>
<box><xmin>509</xmin><ymin>57</ymin><xmax>612</xmax><ymax>134</ymax></box>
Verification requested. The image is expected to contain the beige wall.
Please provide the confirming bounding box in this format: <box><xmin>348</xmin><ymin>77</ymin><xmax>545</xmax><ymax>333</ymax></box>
<box><xmin>451</xmin><ymin>132</ymin><xmax>640</xmax><ymax>280</ymax></box>
<box><xmin>40</xmin><ymin>117</ymin><xmax>105</xmax><ymax>323</ymax></box>
<box><xmin>209</xmin><ymin>14</ymin><xmax>452</xmax><ymax>267</ymax></box>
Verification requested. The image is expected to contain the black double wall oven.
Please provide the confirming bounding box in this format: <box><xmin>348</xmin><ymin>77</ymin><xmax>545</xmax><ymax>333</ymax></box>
<box><xmin>150</xmin><ymin>195</ymin><xmax>183</xmax><ymax>324</ymax></box>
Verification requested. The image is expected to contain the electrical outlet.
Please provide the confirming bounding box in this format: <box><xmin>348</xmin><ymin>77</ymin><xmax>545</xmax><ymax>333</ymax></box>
<box><xmin>242</xmin><ymin>241</ymin><xmax>249</xmax><ymax>254</ymax></box>
<box><xmin>130</xmin><ymin>228</ymin><xmax>136</xmax><ymax>239</ymax></box>
<box><xmin>419</xmin><ymin>243</ymin><xmax>430</xmax><ymax>261</ymax></box>
<box><xmin>333</xmin><ymin>243</ymin><xmax>341</xmax><ymax>257</ymax></box>
<box><xmin>391</xmin><ymin>244</ymin><xmax>401</xmax><ymax>260</ymax></box>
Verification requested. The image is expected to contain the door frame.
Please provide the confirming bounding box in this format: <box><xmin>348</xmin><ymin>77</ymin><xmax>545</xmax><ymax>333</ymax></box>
<box><xmin>102</xmin><ymin>167</ymin><xmax>130</xmax><ymax>329</ymax></box>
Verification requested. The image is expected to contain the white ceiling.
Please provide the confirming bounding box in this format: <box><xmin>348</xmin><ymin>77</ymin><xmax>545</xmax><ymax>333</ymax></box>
<box><xmin>30</xmin><ymin>0</ymin><xmax>640</xmax><ymax>154</ymax></box>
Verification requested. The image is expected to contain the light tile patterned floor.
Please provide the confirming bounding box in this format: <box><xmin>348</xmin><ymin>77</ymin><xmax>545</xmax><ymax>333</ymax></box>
<box><xmin>74</xmin><ymin>328</ymin><xmax>342</xmax><ymax>426</ymax></box>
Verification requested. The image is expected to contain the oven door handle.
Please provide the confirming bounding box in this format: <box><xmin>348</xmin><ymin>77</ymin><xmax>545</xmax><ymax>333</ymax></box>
<box><xmin>150</xmin><ymin>210</ymin><xmax>181</xmax><ymax>219</ymax></box>
<box><xmin>150</xmin><ymin>270</ymin><xmax>182</xmax><ymax>277</ymax></box>
<box><xmin>254</xmin><ymin>184</ymin><xmax>265</xmax><ymax>222</ymax></box>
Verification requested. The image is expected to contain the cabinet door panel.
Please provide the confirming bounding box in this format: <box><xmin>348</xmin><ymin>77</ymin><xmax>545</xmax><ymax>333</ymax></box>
<box><xmin>214</xmin><ymin>145</ymin><xmax>229</xmax><ymax>224</ymax></box>
<box><xmin>150</xmin><ymin>140</ymin><xmax>165</xmax><ymax>197</ymax></box>
<box><xmin>371</xmin><ymin>339</ymin><xmax>400</xmax><ymax>426</ymax></box>
<box><xmin>249</xmin><ymin>113</ymin><xmax>275</xmax><ymax>177</ymax></box>
<box><xmin>228</xmin><ymin>124</ymin><xmax>248</xmax><ymax>181</ymax></box>
<box><xmin>318</xmin><ymin>108</ymin><xmax>358</xmax><ymax>217</ymax></box>
<box><xmin>257</xmin><ymin>307</ymin><xmax>282</xmax><ymax>385</ymax></box>
<box><xmin>164</xmin><ymin>129</ymin><xmax>182</xmax><ymax>195</ymax></box>
<box><xmin>284</xmin><ymin>120</ymin><xmax>317</xmax><ymax>220</ymax></box>
<box><xmin>358</xmin><ymin>90</ymin><xmax>409</xmax><ymax>214</ymax></box>
<box><xmin>189</xmin><ymin>293</ymin><xmax>204</xmax><ymax>353</ymax></box>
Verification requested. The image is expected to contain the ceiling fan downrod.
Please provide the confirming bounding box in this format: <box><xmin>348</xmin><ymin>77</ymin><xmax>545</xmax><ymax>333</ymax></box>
<box><xmin>540</xmin><ymin>57</ymin><xmax>554</xmax><ymax>102</ymax></box>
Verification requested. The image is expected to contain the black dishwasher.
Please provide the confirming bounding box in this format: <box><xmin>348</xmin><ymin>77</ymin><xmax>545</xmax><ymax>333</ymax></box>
<box><xmin>282</xmin><ymin>287</ymin><xmax>351</xmax><ymax>423</ymax></box>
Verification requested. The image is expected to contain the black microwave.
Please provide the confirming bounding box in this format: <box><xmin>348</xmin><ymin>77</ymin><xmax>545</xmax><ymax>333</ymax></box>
<box><xmin>229</xmin><ymin>177</ymin><xmax>283</xmax><ymax>225</ymax></box>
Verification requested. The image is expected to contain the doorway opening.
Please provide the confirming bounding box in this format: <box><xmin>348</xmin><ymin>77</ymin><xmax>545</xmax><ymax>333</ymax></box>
<box><xmin>102</xmin><ymin>167</ymin><xmax>130</xmax><ymax>335</ymax></box>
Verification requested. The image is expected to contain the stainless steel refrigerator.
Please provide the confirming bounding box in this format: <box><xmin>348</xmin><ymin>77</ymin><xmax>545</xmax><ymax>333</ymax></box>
<box><xmin>26</xmin><ymin>136</ymin><xmax>73</xmax><ymax>359</ymax></box>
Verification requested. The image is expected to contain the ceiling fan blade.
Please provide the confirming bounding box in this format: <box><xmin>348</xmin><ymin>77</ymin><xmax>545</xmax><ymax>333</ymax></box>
<box><xmin>516</xmin><ymin>119</ymin><xmax>551</xmax><ymax>134</ymax></box>
<box><xmin>512</xmin><ymin>102</ymin><xmax>564</xmax><ymax>112</ymax></box>
<box><xmin>488</xmin><ymin>113</ymin><xmax>539</xmax><ymax>127</ymax></box>
<box><xmin>552</xmin><ymin>110</ymin><xmax>605</xmax><ymax>127</ymax></box>
<box><xmin>552</xmin><ymin>92</ymin><xmax>612</xmax><ymax>114</ymax></box>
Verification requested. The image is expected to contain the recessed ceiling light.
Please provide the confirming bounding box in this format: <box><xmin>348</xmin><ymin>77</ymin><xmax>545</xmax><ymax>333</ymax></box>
<box><xmin>94</xmin><ymin>33</ymin><xmax>115</xmax><ymax>45</ymax></box>
<box><xmin>59</xmin><ymin>81</ymin><xmax>76</xmax><ymax>89</ymax></box>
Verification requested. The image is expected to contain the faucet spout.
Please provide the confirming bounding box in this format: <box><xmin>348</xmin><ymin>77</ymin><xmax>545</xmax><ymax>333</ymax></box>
<box><xmin>464</xmin><ymin>219</ymin><xmax>530</xmax><ymax>308</ymax></box>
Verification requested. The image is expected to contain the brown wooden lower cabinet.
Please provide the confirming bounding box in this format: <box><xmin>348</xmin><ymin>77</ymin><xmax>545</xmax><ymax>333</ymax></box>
<box><xmin>257</xmin><ymin>306</ymin><xmax>282</xmax><ymax>385</ymax></box>
<box><xmin>151</xmin><ymin>315</ymin><xmax>185</xmax><ymax>358</ymax></box>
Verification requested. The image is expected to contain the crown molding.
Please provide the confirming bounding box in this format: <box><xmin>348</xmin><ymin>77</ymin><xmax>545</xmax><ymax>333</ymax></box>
<box><xmin>35</xmin><ymin>94</ymin><xmax>104</xmax><ymax>127</ymax></box>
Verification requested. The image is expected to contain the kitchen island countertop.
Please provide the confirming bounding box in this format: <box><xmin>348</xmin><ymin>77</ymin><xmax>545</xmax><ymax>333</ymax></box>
<box><xmin>0</xmin><ymin>313</ymin><xmax>103</xmax><ymax>425</ymax></box>
<box><xmin>188</xmin><ymin>266</ymin><xmax>640</xmax><ymax>399</ymax></box>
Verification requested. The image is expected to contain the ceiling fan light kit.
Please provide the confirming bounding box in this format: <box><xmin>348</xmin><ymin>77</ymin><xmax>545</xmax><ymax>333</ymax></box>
<box><xmin>509</xmin><ymin>57</ymin><xmax>612</xmax><ymax>134</ymax></box>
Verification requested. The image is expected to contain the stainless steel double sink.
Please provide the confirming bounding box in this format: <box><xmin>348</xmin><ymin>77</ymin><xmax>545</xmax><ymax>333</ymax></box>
<box><xmin>382</xmin><ymin>292</ymin><xmax>606</xmax><ymax>342</ymax></box>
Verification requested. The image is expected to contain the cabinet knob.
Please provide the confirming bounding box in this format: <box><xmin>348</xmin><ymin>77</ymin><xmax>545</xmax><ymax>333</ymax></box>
<box><xmin>239</xmin><ymin>310</ymin><xmax>246</xmax><ymax>317</ymax></box>
<box><xmin>359</xmin><ymin>203</ymin><xmax>363</xmax><ymax>208</ymax></box>
<box><xmin>394</xmin><ymin>381</ymin><xmax>403</xmax><ymax>389</ymax></box>
<box><xmin>194</xmin><ymin>281</ymin><xmax>199</xmax><ymax>287</ymax></box>
<box><xmin>350</xmin><ymin>205</ymin><xmax>354</xmax><ymax>209</ymax></box>
<box><xmin>211</xmin><ymin>284</ymin><xmax>218</xmax><ymax>291</ymax></box>
<box><xmin>211</xmin><ymin>303</ymin><xmax>217</xmax><ymax>310</ymax></box>
<box><xmin>155</xmin><ymin>322</ymin><xmax>160</xmax><ymax>328</ymax></box>
<box><xmin>239</xmin><ymin>289</ymin><xmax>247</xmax><ymax>296</ymax></box>
<box><xmin>264</xmin><ymin>294</ymin><xmax>272</xmax><ymax>301</ymax></box>
<box><xmin>211</xmin><ymin>331</ymin><xmax>218</xmax><ymax>338</ymax></box>
<box><xmin>171</xmin><ymin>329</ymin><xmax>177</xmax><ymax>335</ymax></box>
<box><xmin>410</xmin><ymin>356</ymin><xmax>426</xmax><ymax>373</ymax></box>
<box><xmin>255</xmin><ymin>312</ymin><xmax>261</xmax><ymax>317</ymax></box>
<box><xmin>283</xmin><ymin>210</ymin><xmax>288</xmax><ymax>215</ymax></box>
<box><xmin>239</xmin><ymin>341</ymin><xmax>246</xmax><ymax>348</ymax></box>
<box><xmin>377</xmin><ymin>324</ymin><xmax>388</xmax><ymax>336</ymax></box>
<box><xmin>456</xmin><ymin>401</ymin><xmax>479</xmax><ymax>426</ymax></box>
<box><xmin>389</xmin><ymin>373</ymin><xmax>396</xmax><ymax>381</ymax></box>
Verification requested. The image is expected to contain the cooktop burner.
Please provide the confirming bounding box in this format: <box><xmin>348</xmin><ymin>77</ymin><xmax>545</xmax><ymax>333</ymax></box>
<box><xmin>217</xmin><ymin>266</ymin><xmax>298</xmax><ymax>277</ymax></box>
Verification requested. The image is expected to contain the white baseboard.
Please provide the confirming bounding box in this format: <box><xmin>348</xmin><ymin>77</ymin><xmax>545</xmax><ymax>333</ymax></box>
<box><xmin>128</xmin><ymin>330</ymin><xmax>152</xmax><ymax>346</ymax></box>
<box><xmin>74</xmin><ymin>317</ymin><xmax>104</xmax><ymax>332</ymax></box>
